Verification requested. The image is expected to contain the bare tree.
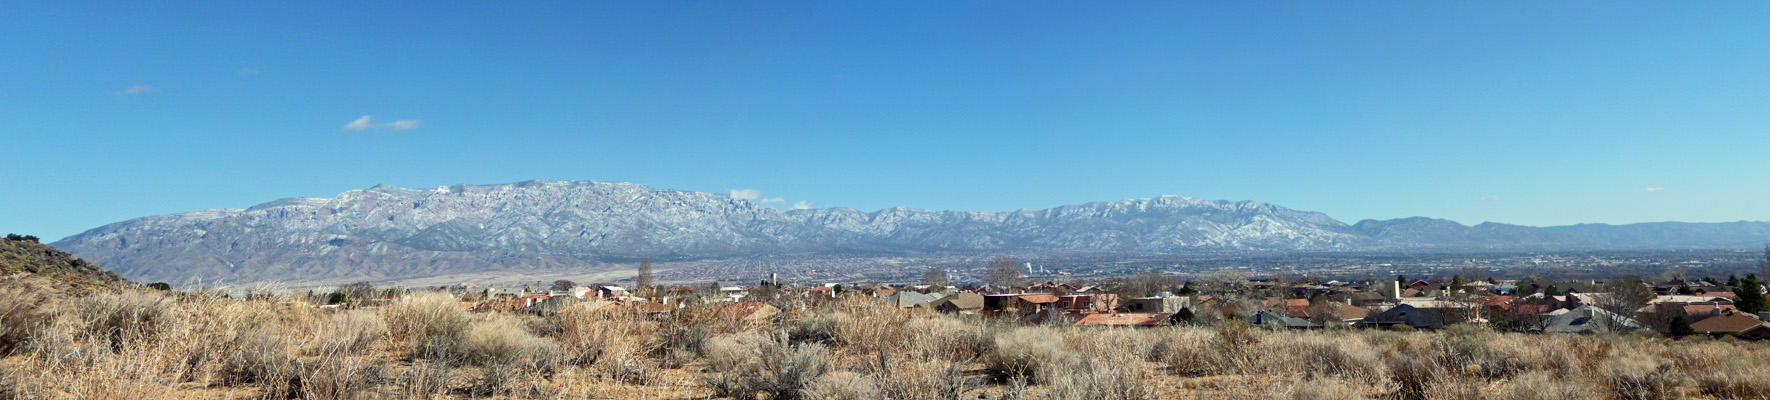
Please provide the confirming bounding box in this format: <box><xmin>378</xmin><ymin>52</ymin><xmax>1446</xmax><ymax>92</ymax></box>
<box><xmin>922</xmin><ymin>267</ymin><xmax>949</xmax><ymax>287</ymax></box>
<box><xmin>691</xmin><ymin>281</ymin><xmax>722</xmax><ymax>304</ymax></box>
<box><xmin>1762</xmin><ymin>244</ymin><xmax>1769</xmax><ymax>282</ymax></box>
<box><xmin>550</xmin><ymin>280</ymin><xmax>576</xmax><ymax>292</ymax></box>
<box><xmin>1660</xmin><ymin>267</ymin><xmax>1690</xmax><ymax>284</ymax></box>
<box><xmin>985</xmin><ymin>257</ymin><xmax>1022</xmax><ymax>289</ymax></box>
<box><xmin>1117</xmin><ymin>270</ymin><xmax>1178</xmax><ymax>297</ymax></box>
<box><xmin>1593</xmin><ymin>276</ymin><xmax>1656</xmax><ymax>331</ymax></box>
<box><xmin>1197</xmin><ymin>269</ymin><xmax>1251</xmax><ymax>297</ymax></box>
<box><xmin>636</xmin><ymin>258</ymin><xmax>654</xmax><ymax>297</ymax></box>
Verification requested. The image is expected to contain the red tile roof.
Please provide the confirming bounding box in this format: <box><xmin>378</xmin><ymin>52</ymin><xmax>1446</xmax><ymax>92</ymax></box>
<box><xmin>1074</xmin><ymin>313</ymin><xmax>1168</xmax><ymax>327</ymax></box>
<box><xmin>1261</xmin><ymin>299</ymin><xmax>1310</xmax><ymax>310</ymax></box>
<box><xmin>1514</xmin><ymin>304</ymin><xmax>1559</xmax><ymax>315</ymax></box>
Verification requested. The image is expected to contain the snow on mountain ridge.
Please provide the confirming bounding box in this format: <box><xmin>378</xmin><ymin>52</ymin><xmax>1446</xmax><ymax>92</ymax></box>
<box><xmin>50</xmin><ymin>180</ymin><xmax>1770</xmax><ymax>284</ymax></box>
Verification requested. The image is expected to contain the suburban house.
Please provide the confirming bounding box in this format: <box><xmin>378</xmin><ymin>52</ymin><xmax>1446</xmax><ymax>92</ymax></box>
<box><xmin>929</xmin><ymin>292</ymin><xmax>985</xmax><ymax>314</ymax></box>
<box><xmin>1055</xmin><ymin>294</ymin><xmax>1119</xmax><ymax>314</ymax></box>
<box><xmin>1689</xmin><ymin>311</ymin><xmax>1770</xmax><ymax>336</ymax></box>
<box><xmin>1287</xmin><ymin>301</ymin><xmax>1371</xmax><ymax>322</ymax></box>
<box><xmin>1543</xmin><ymin>305</ymin><xmax>1642</xmax><ymax>333</ymax></box>
<box><xmin>1122</xmin><ymin>296</ymin><xmax>1191</xmax><ymax>314</ymax></box>
<box><xmin>1250</xmin><ymin>311</ymin><xmax>1318</xmax><ymax>329</ymax></box>
<box><xmin>1261</xmin><ymin>298</ymin><xmax>1311</xmax><ymax>315</ymax></box>
<box><xmin>1362</xmin><ymin>304</ymin><xmax>1447</xmax><ymax>330</ymax></box>
<box><xmin>984</xmin><ymin>293</ymin><xmax>1060</xmax><ymax>314</ymax></box>
<box><xmin>873</xmin><ymin>291</ymin><xmax>938</xmax><ymax>308</ymax></box>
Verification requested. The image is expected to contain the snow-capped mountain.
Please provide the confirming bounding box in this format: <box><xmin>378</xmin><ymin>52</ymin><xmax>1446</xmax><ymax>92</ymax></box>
<box><xmin>50</xmin><ymin>180</ymin><xmax>1770</xmax><ymax>284</ymax></box>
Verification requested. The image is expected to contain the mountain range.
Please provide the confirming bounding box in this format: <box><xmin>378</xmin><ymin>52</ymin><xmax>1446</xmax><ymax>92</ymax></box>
<box><xmin>50</xmin><ymin>180</ymin><xmax>1770</xmax><ymax>284</ymax></box>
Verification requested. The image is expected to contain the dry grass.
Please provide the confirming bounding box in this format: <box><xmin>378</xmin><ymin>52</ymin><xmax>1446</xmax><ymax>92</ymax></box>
<box><xmin>5</xmin><ymin>285</ymin><xmax>1770</xmax><ymax>399</ymax></box>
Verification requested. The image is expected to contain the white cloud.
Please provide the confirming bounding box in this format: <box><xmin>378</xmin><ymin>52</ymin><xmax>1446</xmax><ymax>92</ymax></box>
<box><xmin>1479</xmin><ymin>195</ymin><xmax>1501</xmax><ymax>202</ymax></box>
<box><xmin>343</xmin><ymin>115</ymin><xmax>376</xmax><ymax>131</ymax></box>
<box><xmin>387</xmin><ymin>120</ymin><xmax>421</xmax><ymax>130</ymax></box>
<box><xmin>792</xmin><ymin>201</ymin><xmax>814</xmax><ymax>210</ymax></box>
<box><xmin>759</xmin><ymin>197</ymin><xmax>784</xmax><ymax>204</ymax></box>
<box><xmin>343</xmin><ymin>115</ymin><xmax>421</xmax><ymax>131</ymax></box>
<box><xmin>1646</xmin><ymin>187</ymin><xmax>1665</xmax><ymax>192</ymax></box>
<box><xmin>116</xmin><ymin>84</ymin><xmax>154</xmax><ymax>95</ymax></box>
<box><xmin>728</xmin><ymin>189</ymin><xmax>762</xmax><ymax>200</ymax></box>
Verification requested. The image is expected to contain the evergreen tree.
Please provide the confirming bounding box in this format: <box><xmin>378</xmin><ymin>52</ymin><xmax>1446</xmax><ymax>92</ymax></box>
<box><xmin>1171</xmin><ymin>307</ymin><xmax>1195</xmax><ymax>324</ymax></box>
<box><xmin>1736</xmin><ymin>274</ymin><xmax>1767</xmax><ymax>314</ymax></box>
<box><xmin>1729</xmin><ymin>275</ymin><xmax>1740</xmax><ymax>287</ymax></box>
<box><xmin>1177</xmin><ymin>281</ymin><xmax>1196</xmax><ymax>295</ymax></box>
<box><xmin>1544</xmin><ymin>285</ymin><xmax>1560</xmax><ymax>296</ymax></box>
<box><xmin>1669</xmin><ymin>314</ymin><xmax>1695</xmax><ymax>337</ymax></box>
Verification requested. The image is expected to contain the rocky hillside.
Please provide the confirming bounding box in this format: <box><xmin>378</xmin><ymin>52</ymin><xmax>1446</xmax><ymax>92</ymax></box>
<box><xmin>48</xmin><ymin>180</ymin><xmax>1770</xmax><ymax>284</ymax></box>
<box><xmin>1</xmin><ymin>236</ymin><xmax>131</xmax><ymax>294</ymax></box>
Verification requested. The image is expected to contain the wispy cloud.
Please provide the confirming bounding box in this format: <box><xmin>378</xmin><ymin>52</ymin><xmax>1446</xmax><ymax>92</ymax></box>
<box><xmin>1479</xmin><ymin>195</ymin><xmax>1501</xmax><ymax>202</ymax></box>
<box><xmin>792</xmin><ymin>201</ymin><xmax>815</xmax><ymax>210</ymax></box>
<box><xmin>342</xmin><ymin>115</ymin><xmax>421</xmax><ymax>131</ymax></box>
<box><xmin>759</xmin><ymin>197</ymin><xmax>784</xmax><ymax>204</ymax></box>
<box><xmin>116</xmin><ymin>84</ymin><xmax>155</xmax><ymax>96</ymax></box>
<box><xmin>343</xmin><ymin>115</ymin><xmax>376</xmax><ymax>131</ymax></box>
<box><xmin>387</xmin><ymin>120</ymin><xmax>421</xmax><ymax>130</ymax></box>
<box><xmin>728</xmin><ymin>189</ymin><xmax>762</xmax><ymax>200</ymax></box>
<box><xmin>1646</xmin><ymin>187</ymin><xmax>1665</xmax><ymax>192</ymax></box>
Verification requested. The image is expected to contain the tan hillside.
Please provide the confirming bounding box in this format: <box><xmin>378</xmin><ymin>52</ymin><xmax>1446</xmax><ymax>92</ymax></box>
<box><xmin>0</xmin><ymin>236</ymin><xmax>132</xmax><ymax>294</ymax></box>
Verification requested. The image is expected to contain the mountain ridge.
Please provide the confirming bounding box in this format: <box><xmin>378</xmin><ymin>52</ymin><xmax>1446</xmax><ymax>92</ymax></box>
<box><xmin>50</xmin><ymin>180</ymin><xmax>1770</xmax><ymax>284</ymax></box>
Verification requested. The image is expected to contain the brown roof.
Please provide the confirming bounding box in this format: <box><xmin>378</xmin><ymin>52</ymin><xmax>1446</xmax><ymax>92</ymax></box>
<box><xmin>1074</xmin><ymin>313</ymin><xmax>1168</xmax><ymax>327</ymax></box>
<box><xmin>618</xmin><ymin>301</ymin><xmax>673</xmax><ymax>313</ymax></box>
<box><xmin>1683</xmin><ymin>304</ymin><xmax>1736</xmax><ymax>316</ymax></box>
<box><xmin>873</xmin><ymin>287</ymin><xmax>897</xmax><ymax>297</ymax></box>
<box><xmin>1018</xmin><ymin>294</ymin><xmax>1060</xmax><ymax>304</ymax></box>
<box><xmin>1261</xmin><ymin>299</ymin><xmax>1310</xmax><ymax>310</ymax></box>
<box><xmin>1287</xmin><ymin>302</ymin><xmax>1371</xmax><ymax>321</ymax></box>
<box><xmin>1691</xmin><ymin>313</ymin><xmax>1764</xmax><ymax>333</ymax></box>
<box><xmin>931</xmin><ymin>292</ymin><xmax>984</xmax><ymax>311</ymax></box>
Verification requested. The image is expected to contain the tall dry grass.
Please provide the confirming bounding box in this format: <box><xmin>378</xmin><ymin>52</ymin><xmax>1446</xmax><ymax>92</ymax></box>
<box><xmin>3</xmin><ymin>284</ymin><xmax>1770</xmax><ymax>399</ymax></box>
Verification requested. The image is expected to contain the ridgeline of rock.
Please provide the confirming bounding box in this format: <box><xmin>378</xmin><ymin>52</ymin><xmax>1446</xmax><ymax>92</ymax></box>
<box><xmin>2</xmin><ymin>236</ymin><xmax>131</xmax><ymax>294</ymax></box>
<box><xmin>49</xmin><ymin>180</ymin><xmax>1770</xmax><ymax>284</ymax></box>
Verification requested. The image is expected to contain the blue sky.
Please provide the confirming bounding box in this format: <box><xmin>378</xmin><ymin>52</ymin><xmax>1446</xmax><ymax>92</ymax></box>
<box><xmin>5</xmin><ymin>2</ymin><xmax>1770</xmax><ymax>241</ymax></box>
